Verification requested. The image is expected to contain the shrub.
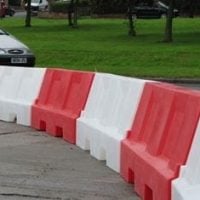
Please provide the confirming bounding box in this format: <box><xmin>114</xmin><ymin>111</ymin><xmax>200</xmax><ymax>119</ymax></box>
<box><xmin>90</xmin><ymin>0</ymin><xmax>128</xmax><ymax>14</ymax></box>
<box><xmin>50</xmin><ymin>1</ymin><xmax>70</xmax><ymax>13</ymax></box>
<box><xmin>50</xmin><ymin>0</ymin><xmax>91</xmax><ymax>14</ymax></box>
<box><xmin>50</xmin><ymin>0</ymin><xmax>128</xmax><ymax>15</ymax></box>
<box><xmin>9</xmin><ymin>0</ymin><xmax>21</xmax><ymax>6</ymax></box>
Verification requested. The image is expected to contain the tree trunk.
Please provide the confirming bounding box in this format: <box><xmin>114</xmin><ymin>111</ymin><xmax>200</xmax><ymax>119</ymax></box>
<box><xmin>163</xmin><ymin>0</ymin><xmax>175</xmax><ymax>42</ymax></box>
<box><xmin>25</xmin><ymin>0</ymin><xmax>31</xmax><ymax>27</ymax></box>
<box><xmin>73</xmin><ymin>0</ymin><xmax>79</xmax><ymax>27</ymax></box>
<box><xmin>68</xmin><ymin>11</ymin><xmax>73</xmax><ymax>26</ymax></box>
<box><xmin>128</xmin><ymin>0</ymin><xmax>136</xmax><ymax>36</ymax></box>
<box><xmin>48</xmin><ymin>0</ymin><xmax>55</xmax><ymax>12</ymax></box>
<box><xmin>189</xmin><ymin>0</ymin><xmax>195</xmax><ymax>18</ymax></box>
<box><xmin>68</xmin><ymin>0</ymin><xmax>74</xmax><ymax>26</ymax></box>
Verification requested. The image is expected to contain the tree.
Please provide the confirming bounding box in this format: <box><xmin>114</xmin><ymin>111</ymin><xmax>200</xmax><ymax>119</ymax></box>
<box><xmin>68</xmin><ymin>0</ymin><xmax>74</xmax><ymax>26</ymax></box>
<box><xmin>128</xmin><ymin>0</ymin><xmax>136</xmax><ymax>36</ymax></box>
<box><xmin>189</xmin><ymin>0</ymin><xmax>195</xmax><ymax>18</ymax></box>
<box><xmin>25</xmin><ymin>0</ymin><xmax>31</xmax><ymax>27</ymax></box>
<box><xmin>68</xmin><ymin>0</ymin><xmax>79</xmax><ymax>27</ymax></box>
<box><xmin>73</xmin><ymin>0</ymin><xmax>79</xmax><ymax>27</ymax></box>
<box><xmin>163</xmin><ymin>0</ymin><xmax>175</xmax><ymax>42</ymax></box>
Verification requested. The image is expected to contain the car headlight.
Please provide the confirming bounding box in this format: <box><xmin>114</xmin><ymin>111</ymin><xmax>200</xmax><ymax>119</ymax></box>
<box><xmin>26</xmin><ymin>49</ymin><xmax>32</xmax><ymax>54</ymax></box>
<box><xmin>0</xmin><ymin>49</ymin><xmax>6</xmax><ymax>54</ymax></box>
<box><xmin>22</xmin><ymin>48</ymin><xmax>32</xmax><ymax>54</ymax></box>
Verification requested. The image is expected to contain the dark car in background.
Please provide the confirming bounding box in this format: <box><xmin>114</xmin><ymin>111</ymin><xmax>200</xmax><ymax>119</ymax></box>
<box><xmin>0</xmin><ymin>29</ymin><xmax>35</xmax><ymax>67</ymax></box>
<box><xmin>5</xmin><ymin>6</ymin><xmax>15</xmax><ymax>16</ymax></box>
<box><xmin>132</xmin><ymin>1</ymin><xmax>179</xmax><ymax>19</ymax></box>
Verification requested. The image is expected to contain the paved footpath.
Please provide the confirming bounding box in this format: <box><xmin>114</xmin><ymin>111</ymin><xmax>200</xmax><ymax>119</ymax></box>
<box><xmin>0</xmin><ymin>121</ymin><xmax>139</xmax><ymax>200</ymax></box>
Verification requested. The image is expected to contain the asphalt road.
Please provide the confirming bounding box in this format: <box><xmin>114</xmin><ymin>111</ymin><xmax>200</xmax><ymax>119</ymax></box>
<box><xmin>14</xmin><ymin>11</ymin><xmax>26</xmax><ymax>18</ymax></box>
<box><xmin>0</xmin><ymin>121</ymin><xmax>139</xmax><ymax>200</ymax></box>
<box><xmin>177</xmin><ymin>83</ymin><xmax>200</xmax><ymax>90</ymax></box>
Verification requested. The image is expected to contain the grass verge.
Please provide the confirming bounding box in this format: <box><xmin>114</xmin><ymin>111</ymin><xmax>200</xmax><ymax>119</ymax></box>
<box><xmin>1</xmin><ymin>17</ymin><xmax>200</xmax><ymax>78</ymax></box>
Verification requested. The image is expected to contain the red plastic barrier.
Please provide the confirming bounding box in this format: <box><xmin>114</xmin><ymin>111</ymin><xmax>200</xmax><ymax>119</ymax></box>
<box><xmin>31</xmin><ymin>69</ymin><xmax>94</xmax><ymax>144</ymax></box>
<box><xmin>120</xmin><ymin>83</ymin><xmax>200</xmax><ymax>200</ymax></box>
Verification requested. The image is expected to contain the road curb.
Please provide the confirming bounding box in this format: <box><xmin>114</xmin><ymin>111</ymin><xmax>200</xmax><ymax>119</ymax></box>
<box><xmin>147</xmin><ymin>77</ymin><xmax>200</xmax><ymax>84</ymax></box>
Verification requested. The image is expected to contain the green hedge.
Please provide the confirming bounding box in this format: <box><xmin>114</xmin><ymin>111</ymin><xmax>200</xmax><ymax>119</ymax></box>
<box><xmin>91</xmin><ymin>0</ymin><xmax>128</xmax><ymax>14</ymax></box>
<box><xmin>50</xmin><ymin>0</ymin><xmax>91</xmax><ymax>14</ymax></box>
<box><xmin>50</xmin><ymin>2</ymin><xmax>69</xmax><ymax>13</ymax></box>
<box><xmin>9</xmin><ymin>0</ymin><xmax>21</xmax><ymax>6</ymax></box>
<box><xmin>50</xmin><ymin>0</ymin><xmax>128</xmax><ymax>15</ymax></box>
<box><xmin>50</xmin><ymin>0</ymin><xmax>200</xmax><ymax>15</ymax></box>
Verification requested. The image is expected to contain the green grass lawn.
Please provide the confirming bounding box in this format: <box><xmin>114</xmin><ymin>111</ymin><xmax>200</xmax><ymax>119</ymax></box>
<box><xmin>1</xmin><ymin>17</ymin><xmax>200</xmax><ymax>78</ymax></box>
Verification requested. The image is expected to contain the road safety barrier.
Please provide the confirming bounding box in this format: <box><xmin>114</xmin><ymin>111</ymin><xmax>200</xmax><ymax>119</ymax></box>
<box><xmin>31</xmin><ymin>69</ymin><xmax>94</xmax><ymax>144</ymax></box>
<box><xmin>120</xmin><ymin>82</ymin><xmax>200</xmax><ymax>200</ymax></box>
<box><xmin>76</xmin><ymin>73</ymin><xmax>148</xmax><ymax>172</ymax></box>
<box><xmin>0</xmin><ymin>66</ymin><xmax>46</xmax><ymax>126</ymax></box>
<box><xmin>0</xmin><ymin>66</ymin><xmax>199</xmax><ymax>200</ymax></box>
<box><xmin>172</xmin><ymin>120</ymin><xmax>200</xmax><ymax>200</ymax></box>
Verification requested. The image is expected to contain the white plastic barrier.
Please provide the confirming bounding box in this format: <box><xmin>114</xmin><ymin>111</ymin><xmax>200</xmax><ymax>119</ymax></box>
<box><xmin>0</xmin><ymin>66</ymin><xmax>46</xmax><ymax>126</ymax></box>
<box><xmin>76</xmin><ymin>73</ymin><xmax>148</xmax><ymax>172</ymax></box>
<box><xmin>172</xmin><ymin>120</ymin><xmax>200</xmax><ymax>200</ymax></box>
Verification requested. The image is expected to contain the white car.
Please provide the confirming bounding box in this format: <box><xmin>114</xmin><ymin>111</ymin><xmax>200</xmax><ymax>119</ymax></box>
<box><xmin>0</xmin><ymin>29</ymin><xmax>35</xmax><ymax>67</ymax></box>
<box><xmin>27</xmin><ymin>0</ymin><xmax>49</xmax><ymax>13</ymax></box>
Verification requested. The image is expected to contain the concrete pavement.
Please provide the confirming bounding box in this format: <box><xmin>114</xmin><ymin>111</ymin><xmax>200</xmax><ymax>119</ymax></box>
<box><xmin>0</xmin><ymin>121</ymin><xmax>139</xmax><ymax>200</ymax></box>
